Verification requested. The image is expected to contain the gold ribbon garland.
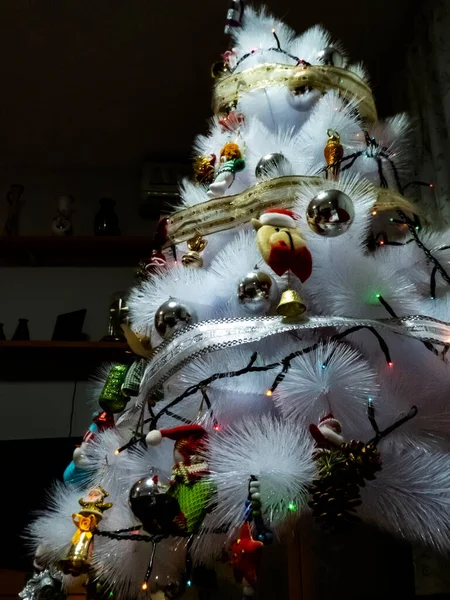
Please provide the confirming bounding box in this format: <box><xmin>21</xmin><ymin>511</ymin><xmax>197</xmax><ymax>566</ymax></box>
<box><xmin>165</xmin><ymin>176</ymin><xmax>418</xmax><ymax>248</ymax></box>
<box><xmin>213</xmin><ymin>63</ymin><xmax>378</xmax><ymax>123</ymax></box>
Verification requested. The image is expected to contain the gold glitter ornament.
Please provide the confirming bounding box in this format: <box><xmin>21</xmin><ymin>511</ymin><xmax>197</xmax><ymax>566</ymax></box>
<box><xmin>324</xmin><ymin>129</ymin><xmax>344</xmax><ymax>180</ymax></box>
<box><xmin>181</xmin><ymin>251</ymin><xmax>203</xmax><ymax>268</ymax></box>
<box><xmin>182</xmin><ymin>233</ymin><xmax>208</xmax><ymax>269</ymax></box>
<box><xmin>193</xmin><ymin>155</ymin><xmax>216</xmax><ymax>185</ymax></box>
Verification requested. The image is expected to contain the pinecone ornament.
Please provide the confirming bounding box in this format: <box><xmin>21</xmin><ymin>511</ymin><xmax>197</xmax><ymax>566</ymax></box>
<box><xmin>341</xmin><ymin>440</ymin><xmax>382</xmax><ymax>485</ymax></box>
<box><xmin>308</xmin><ymin>415</ymin><xmax>383</xmax><ymax>531</ymax></box>
<box><xmin>308</xmin><ymin>448</ymin><xmax>362</xmax><ymax>531</ymax></box>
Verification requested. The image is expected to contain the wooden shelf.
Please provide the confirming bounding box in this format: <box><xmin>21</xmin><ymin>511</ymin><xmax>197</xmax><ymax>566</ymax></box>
<box><xmin>0</xmin><ymin>340</ymin><xmax>131</xmax><ymax>380</ymax></box>
<box><xmin>0</xmin><ymin>236</ymin><xmax>153</xmax><ymax>266</ymax></box>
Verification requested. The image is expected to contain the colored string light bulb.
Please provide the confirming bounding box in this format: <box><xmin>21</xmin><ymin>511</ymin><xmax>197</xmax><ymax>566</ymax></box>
<box><xmin>265</xmin><ymin>389</ymin><xmax>273</xmax><ymax>397</ymax></box>
<box><xmin>272</xmin><ymin>28</ymin><xmax>281</xmax><ymax>50</ymax></box>
<box><xmin>288</xmin><ymin>502</ymin><xmax>296</xmax><ymax>511</ymax></box>
<box><xmin>142</xmin><ymin>582</ymin><xmax>148</xmax><ymax>591</ymax></box>
<box><xmin>388</xmin><ymin>362</ymin><xmax>393</xmax><ymax>368</ymax></box>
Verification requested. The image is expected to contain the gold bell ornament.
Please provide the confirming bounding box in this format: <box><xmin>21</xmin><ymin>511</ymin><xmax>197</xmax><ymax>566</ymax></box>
<box><xmin>324</xmin><ymin>129</ymin><xmax>344</xmax><ymax>180</ymax></box>
<box><xmin>60</xmin><ymin>487</ymin><xmax>112</xmax><ymax>576</ymax></box>
<box><xmin>181</xmin><ymin>233</ymin><xmax>208</xmax><ymax>268</ymax></box>
<box><xmin>277</xmin><ymin>289</ymin><xmax>306</xmax><ymax>318</ymax></box>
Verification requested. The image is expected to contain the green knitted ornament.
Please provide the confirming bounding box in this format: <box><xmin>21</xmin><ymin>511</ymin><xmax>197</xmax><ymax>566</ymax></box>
<box><xmin>168</xmin><ymin>479</ymin><xmax>215</xmax><ymax>533</ymax></box>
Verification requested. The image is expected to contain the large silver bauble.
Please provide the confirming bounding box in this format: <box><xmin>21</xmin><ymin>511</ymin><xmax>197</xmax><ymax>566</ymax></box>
<box><xmin>306</xmin><ymin>189</ymin><xmax>354</xmax><ymax>237</ymax></box>
<box><xmin>316</xmin><ymin>46</ymin><xmax>346</xmax><ymax>68</ymax></box>
<box><xmin>255</xmin><ymin>153</ymin><xmax>292</xmax><ymax>179</ymax></box>
<box><xmin>129</xmin><ymin>476</ymin><xmax>182</xmax><ymax>536</ymax></box>
<box><xmin>238</xmin><ymin>270</ymin><xmax>277</xmax><ymax>315</ymax></box>
<box><xmin>154</xmin><ymin>299</ymin><xmax>198</xmax><ymax>339</ymax></box>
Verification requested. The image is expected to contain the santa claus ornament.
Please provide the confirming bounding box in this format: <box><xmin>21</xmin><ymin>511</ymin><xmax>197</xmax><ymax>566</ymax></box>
<box><xmin>309</xmin><ymin>413</ymin><xmax>345</xmax><ymax>448</ymax></box>
<box><xmin>252</xmin><ymin>209</ymin><xmax>312</xmax><ymax>317</ymax></box>
<box><xmin>146</xmin><ymin>424</ymin><xmax>214</xmax><ymax>534</ymax></box>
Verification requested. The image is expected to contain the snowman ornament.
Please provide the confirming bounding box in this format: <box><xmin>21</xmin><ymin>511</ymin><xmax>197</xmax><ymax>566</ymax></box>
<box><xmin>207</xmin><ymin>142</ymin><xmax>245</xmax><ymax>198</ymax></box>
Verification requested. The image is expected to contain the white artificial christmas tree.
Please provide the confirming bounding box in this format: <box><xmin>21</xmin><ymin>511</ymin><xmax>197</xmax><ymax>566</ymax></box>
<box><xmin>25</xmin><ymin>3</ymin><xmax>450</xmax><ymax>599</ymax></box>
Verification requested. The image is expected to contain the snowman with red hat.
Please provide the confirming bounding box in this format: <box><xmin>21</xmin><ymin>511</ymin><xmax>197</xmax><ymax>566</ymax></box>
<box><xmin>146</xmin><ymin>424</ymin><xmax>214</xmax><ymax>534</ymax></box>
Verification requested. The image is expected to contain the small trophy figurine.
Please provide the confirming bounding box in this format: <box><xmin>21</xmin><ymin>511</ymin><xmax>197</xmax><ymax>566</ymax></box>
<box><xmin>102</xmin><ymin>291</ymin><xmax>129</xmax><ymax>341</ymax></box>
<box><xmin>60</xmin><ymin>486</ymin><xmax>112</xmax><ymax>576</ymax></box>
<box><xmin>52</xmin><ymin>195</ymin><xmax>75</xmax><ymax>236</ymax></box>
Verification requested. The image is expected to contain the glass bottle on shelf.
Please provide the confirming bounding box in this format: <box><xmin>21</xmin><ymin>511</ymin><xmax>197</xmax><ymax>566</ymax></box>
<box><xmin>12</xmin><ymin>318</ymin><xmax>30</xmax><ymax>340</ymax></box>
<box><xmin>94</xmin><ymin>198</ymin><xmax>121</xmax><ymax>236</ymax></box>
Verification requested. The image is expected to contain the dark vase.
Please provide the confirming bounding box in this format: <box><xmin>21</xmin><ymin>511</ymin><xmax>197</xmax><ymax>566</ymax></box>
<box><xmin>94</xmin><ymin>197</ymin><xmax>121</xmax><ymax>236</ymax></box>
<box><xmin>0</xmin><ymin>323</ymin><xmax>5</xmax><ymax>340</ymax></box>
<box><xmin>12</xmin><ymin>318</ymin><xmax>30</xmax><ymax>340</ymax></box>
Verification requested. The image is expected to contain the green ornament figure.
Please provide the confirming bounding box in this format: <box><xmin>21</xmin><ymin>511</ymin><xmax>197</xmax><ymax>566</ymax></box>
<box><xmin>145</xmin><ymin>424</ymin><xmax>215</xmax><ymax>534</ymax></box>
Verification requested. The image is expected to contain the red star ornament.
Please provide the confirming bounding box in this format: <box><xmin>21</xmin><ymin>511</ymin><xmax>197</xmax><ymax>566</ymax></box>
<box><xmin>229</xmin><ymin>522</ymin><xmax>264</xmax><ymax>588</ymax></box>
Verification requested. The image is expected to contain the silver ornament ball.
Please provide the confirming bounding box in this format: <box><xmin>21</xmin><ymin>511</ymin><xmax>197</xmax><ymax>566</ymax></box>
<box><xmin>154</xmin><ymin>299</ymin><xmax>198</xmax><ymax>339</ymax></box>
<box><xmin>316</xmin><ymin>46</ymin><xmax>346</xmax><ymax>68</ymax></box>
<box><xmin>255</xmin><ymin>153</ymin><xmax>292</xmax><ymax>179</ymax></box>
<box><xmin>238</xmin><ymin>270</ymin><xmax>277</xmax><ymax>315</ymax></box>
<box><xmin>306</xmin><ymin>189</ymin><xmax>355</xmax><ymax>237</ymax></box>
<box><xmin>152</xmin><ymin>574</ymin><xmax>186</xmax><ymax>599</ymax></box>
<box><xmin>129</xmin><ymin>475</ymin><xmax>182</xmax><ymax>535</ymax></box>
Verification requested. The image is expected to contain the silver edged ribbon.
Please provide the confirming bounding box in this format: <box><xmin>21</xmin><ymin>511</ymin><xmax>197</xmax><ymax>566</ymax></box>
<box><xmin>141</xmin><ymin>314</ymin><xmax>450</xmax><ymax>395</ymax></box>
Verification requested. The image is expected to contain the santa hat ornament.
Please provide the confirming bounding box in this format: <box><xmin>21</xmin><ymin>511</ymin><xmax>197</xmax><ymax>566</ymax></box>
<box><xmin>145</xmin><ymin>424</ymin><xmax>208</xmax><ymax>461</ymax></box>
<box><xmin>309</xmin><ymin>414</ymin><xmax>344</xmax><ymax>447</ymax></box>
<box><xmin>259</xmin><ymin>208</ymin><xmax>299</xmax><ymax>229</ymax></box>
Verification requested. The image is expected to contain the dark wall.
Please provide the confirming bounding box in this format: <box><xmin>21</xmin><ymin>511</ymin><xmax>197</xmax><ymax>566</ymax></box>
<box><xmin>0</xmin><ymin>437</ymin><xmax>80</xmax><ymax>570</ymax></box>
